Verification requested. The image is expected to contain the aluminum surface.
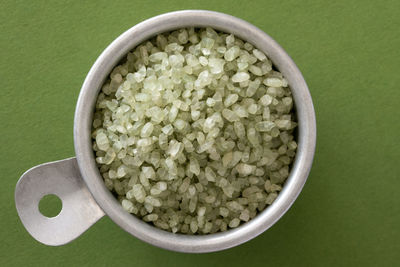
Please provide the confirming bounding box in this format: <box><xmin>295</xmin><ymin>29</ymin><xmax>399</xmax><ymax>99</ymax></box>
<box><xmin>15</xmin><ymin>158</ymin><xmax>105</xmax><ymax>246</ymax></box>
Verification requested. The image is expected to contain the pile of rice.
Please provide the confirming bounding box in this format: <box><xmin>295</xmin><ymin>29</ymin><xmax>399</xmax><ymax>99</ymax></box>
<box><xmin>92</xmin><ymin>27</ymin><xmax>297</xmax><ymax>234</ymax></box>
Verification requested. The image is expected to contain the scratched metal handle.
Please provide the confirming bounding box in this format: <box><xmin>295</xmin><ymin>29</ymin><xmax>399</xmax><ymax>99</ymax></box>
<box><xmin>15</xmin><ymin>157</ymin><xmax>105</xmax><ymax>246</ymax></box>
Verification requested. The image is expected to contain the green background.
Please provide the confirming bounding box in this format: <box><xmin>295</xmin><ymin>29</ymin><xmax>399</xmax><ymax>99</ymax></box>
<box><xmin>1</xmin><ymin>0</ymin><xmax>399</xmax><ymax>266</ymax></box>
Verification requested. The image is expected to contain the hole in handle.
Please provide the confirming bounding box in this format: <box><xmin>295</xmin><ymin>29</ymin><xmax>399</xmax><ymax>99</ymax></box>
<box><xmin>39</xmin><ymin>194</ymin><xmax>62</xmax><ymax>218</ymax></box>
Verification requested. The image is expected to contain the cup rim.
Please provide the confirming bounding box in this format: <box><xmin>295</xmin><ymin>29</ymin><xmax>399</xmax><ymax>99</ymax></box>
<box><xmin>74</xmin><ymin>9</ymin><xmax>316</xmax><ymax>253</ymax></box>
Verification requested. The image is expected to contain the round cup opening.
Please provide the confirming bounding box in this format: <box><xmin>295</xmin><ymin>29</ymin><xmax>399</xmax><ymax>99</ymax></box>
<box><xmin>74</xmin><ymin>10</ymin><xmax>316</xmax><ymax>252</ymax></box>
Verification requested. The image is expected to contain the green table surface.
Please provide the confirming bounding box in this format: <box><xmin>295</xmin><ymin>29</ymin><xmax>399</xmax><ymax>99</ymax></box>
<box><xmin>1</xmin><ymin>0</ymin><xmax>399</xmax><ymax>266</ymax></box>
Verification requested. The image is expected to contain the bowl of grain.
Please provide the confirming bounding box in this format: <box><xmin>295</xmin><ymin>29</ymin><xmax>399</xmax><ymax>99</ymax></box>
<box><xmin>15</xmin><ymin>10</ymin><xmax>316</xmax><ymax>253</ymax></box>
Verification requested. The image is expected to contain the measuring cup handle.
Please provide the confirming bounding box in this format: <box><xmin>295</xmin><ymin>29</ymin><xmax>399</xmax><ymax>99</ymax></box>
<box><xmin>15</xmin><ymin>157</ymin><xmax>105</xmax><ymax>246</ymax></box>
